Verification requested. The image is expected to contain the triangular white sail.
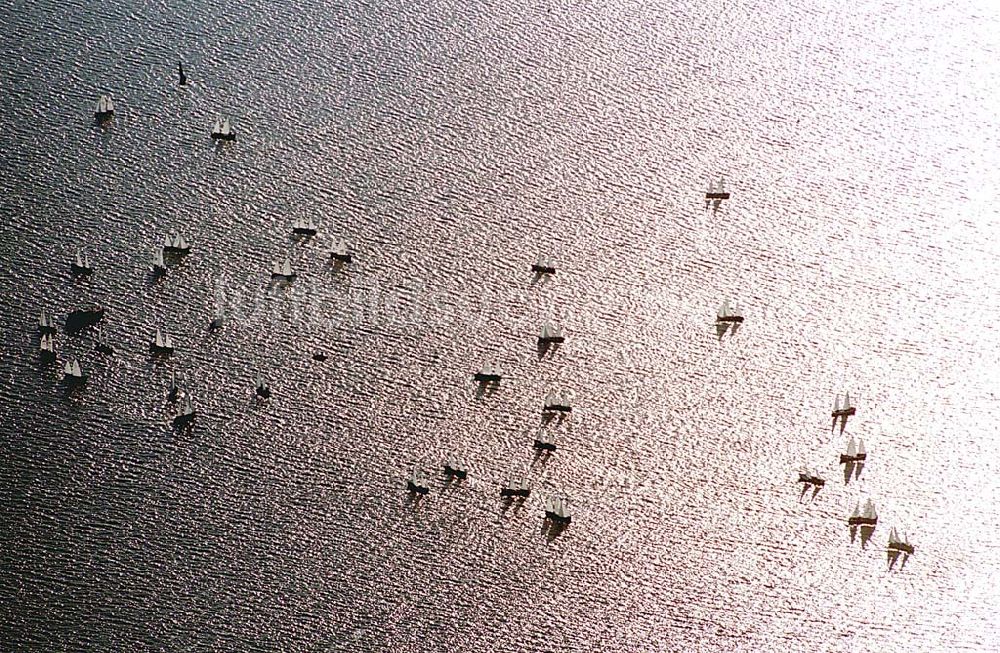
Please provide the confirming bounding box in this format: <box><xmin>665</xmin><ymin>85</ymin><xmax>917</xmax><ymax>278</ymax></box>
<box><xmin>846</xmin><ymin>436</ymin><xmax>856</xmax><ymax>457</ymax></box>
<box><xmin>155</xmin><ymin>329</ymin><xmax>164</xmax><ymax>348</ymax></box>
<box><xmin>718</xmin><ymin>299</ymin><xmax>730</xmax><ymax>319</ymax></box>
<box><xmin>833</xmin><ymin>394</ymin><xmax>841</xmax><ymax>413</ymax></box>
<box><xmin>857</xmin><ymin>439</ymin><xmax>866</xmax><ymax>457</ymax></box>
<box><xmin>844</xmin><ymin>392</ymin><xmax>852</xmax><ymax>410</ymax></box>
<box><xmin>175</xmin><ymin>235</ymin><xmax>188</xmax><ymax>250</ymax></box>
<box><xmin>221</xmin><ymin>118</ymin><xmax>232</xmax><ymax>135</ymax></box>
<box><xmin>888</xmin><ymin>527</ymin><xmax>899</xmax><ymax>545</ymax></box>
<box><xmin>72</xmin><ymin>360</ymin><xmax>81</xmax><ymax>376</ymax></box>
<box><xmin>64</xmin><ymin>361</ymin><xmax>72</xmax><ymax>375</ymax></box>
<box><xmin>213</xmin><ymin>117</ymin><xmax>223</xmax><ymax>134</ymax></box>
<box><xmin>850</xmin><ymin>502</ymin><xmax>860</xmax><ymax>519</ymax></box>
<box><xmin>863</xmin><ymin>499</ymin><xmax>876</xmax><ymax>520</ymax></box>
<box><xmin>282</xmin><ymin>259</ymin><xmax>293</xmax><ymax>277</ymax></box>
<box><xmin>153</xmin><ymin>249</ymin><xmax>164</xmax><ymax>266</ymax></box>
<box><xmin>272</xmin><ymin>261</ymin><xmax>282</xmax><ymax>275</ymax></box>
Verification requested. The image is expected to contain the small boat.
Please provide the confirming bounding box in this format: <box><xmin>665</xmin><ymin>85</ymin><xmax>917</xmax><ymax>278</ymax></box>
<box><xmin>533</xmin><ymin>428</ymin><xmax>557</xmax><ymax>452</ymax></box>
<box><xmin>292</xmin><ymin>216</ymin><xmax>318</xmax><ymax>236</ymax></box>
<box><xmin>330</xmin><ymin>238</ymin><xmax>352</xmax><ymax>263</ymax></box>
<box><xmin>255</xmin><ymin>373</ymin><xmax>271</xmax><ymax>399</ymax></box>
<box><xmin>149</xmin><ymin>328</ymin><xmax>174</xmax><ymax>355</ymax></box>
<box><xmin>406</xmin><ymin>466</ymin><xmax>429</xmax><ymax>495</ymax></box>
<box><xmin>39</xmin><ymin>334</ymin><xmax>56</xmax><ymax>361</ymax></box>
<box><xmin>163</xmin><ymin>232</ymin><xmax>191</xmax><ymax>254</ymax></box>
<box><xmin>839</xmin><ymin>436</ymin><xmax>866</xmax><ymax>463</ymax></box>
<box><xmin>312</xmin><ymin>352</ymin><xmax>328</xmax><ymax>362</ymax></box>
<box><xmin>94</xmin><ymin>94</ymin><xmax>115</xmax><ymax>122</ymax></box>
<box><xmin>848</xmin><ymin>498</ymin><xmax>878</xmax><ymax>526</ymax></box>
<box><xmin>443</xmin><ymin>454</ymin><xmax>468</xmax><ymax>480</ymax></box>
<box><xmin>500</xmin><ymin>471</ymin><xmax>531</xmax><ymax>498</ymax></box>
<box><xmin>178</xmin><ymin>62</ymin><xmax>187</xmax><ymax>86</ymax></box>
<box><xmin>70</xmin><ymin>249</ymin><xmax>93</xmax><ymax>275</ymax></box>
<box><xmin>716</xmin><ymin>299</ymin><xmax>744</xmax><ymax>323</ymax></box>
<box><xmin>473</xmin><ymin>364</ymin><xmax>502</xmax><ymax>383</ymax></box>
<box><xmin>210</xmin><ymin>116</ymin><xmax>236</xmax><ymax>141</ymax></box>
<box><xmin>531</xmin><ymin>255</ymin><xmax>556</xmax><ymax>275</ymax></box>
<box><xmin>151</xmin><ymin>248</ymin><xmax>167</xmax><ymax>275</ymax></box>
<box><xmin>888</xmin><ymin>527</ymin><xmax>915</xmax><ymax>555</ymax></box>
<box><xmin>832</xmin><ymin>392</ymin><xmax>857</xmax><ymax>418</ymax></box>
<box><xmin>167</xmin><ymin>371</ymin><xmax>180</xmax><ymax>402</ymax></box>
<box><xmin>538</xmin><ymin>322</ymin><xmax>565</xmax><ymax>344</ymax></box>
<box><xmin>172</xmin><ymin>396</ymin><xmax>197</xmax><ymax>427</ymax></box>
<box><xmin>544</xmin><ymin>493</ymin><xmax>572</xmax><ymax>524</ymax></box>
<box><xmin>62</xmin><ymin>359</ymin><xmax>87</xmax><ymax>384</ymax></box>
<box><xmin>39</xmin><ymin>310</ymin><xmax>57</xmax><ymax>334</ymax></box>
<box><xmin>705</xmin><ymin>176</ymin><xmax>730</xmax><ymax>200</ymax></box>
<box><xmin>271</xmin><ymin>258</ymin><xmax>296</xmax><ymax>281</ymax></box>
<box><xmin>543</xmin><ymin>390</ymin><xmax>572</xmax><ymax>413</ymax></box>
<box><xmin>66</xmin><ymin>305</ymin><xmax>105</xmax><ymax>332</ymax></box>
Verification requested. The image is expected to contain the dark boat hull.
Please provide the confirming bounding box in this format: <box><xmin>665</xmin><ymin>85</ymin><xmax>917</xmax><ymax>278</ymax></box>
<box><xmin>172</xmin><ymin>413</ymin><xmax>196</xmax><ymax>428</ymax></box>
<box><xmin>705</xmin><ymin>192</ymin><xmax>730</xmax><ymax>200</ymax></box>
<box><xmin>292</xmin><ymin>228</ymin><xmax>317</xmax><ymax>236</ymax></box>
<box><xmin>271</xmin><ymin>273</ymin><xmax>297</xmax><ymax>281</ymax></box>
<box><xmin>543</xmin><ymin>405</ymin><xmax>571</xmax><ymax>413</ymax></box>
<box><xmin>444</xmin><ymin>467</ymin><xmax>467</xmax><ymax>480</ymax></box>
<box><xmin>474</xmin><ymin>374</ymin><xmax>502</xmax><ymax>383</ymax></box>
<box><xmin>70</xmin><ymin>263</ymin><xmax>93</xmax><ymax>275</ymax></box>
<box><xmin>500</xmin><ymin>488</ymin><xmax>530</xmax><ymax>498</ymax></box>
<box><xmin>831</xmin><ymin>408</ymin><xmax>856</xmax><ymax>418</ymax></box>
<box><xmin>534</xmin><ymin>441</ymin><xmax>557</xmax><ymax>452</ymax></box>
<box><xmin>538</xmin><ymin>336</ymin><xmax>565</xmax><ymax>344</ymax></box>
<box><xmin>211</xmin><ymin>133</ymin><xmax>236</xmax><ymax>141</ymax></box>
<box><xmin>545</xmin><ymin>511</ymin><xmax>571</xmax><ymax>524</ymax></box>
<box><xmin>531</xmin><ymin>265</ymin><xmax>556</xmax><ymax>274</ymax></box>
<box><xmin>848</xmin><ymin>517</ymin><xmax>877</xmax><ymax>526</ymax></box>
<box><xmin>407</xmin><ymin>482</ymin><xmax>428</xmax><ymax>495</ymax></box>
<box><xmin>150</xmin><ymin>344</ymin><xmax>174</xmax><ymax>355</ymax></box>
<box><xmin>716</xmin><ymin>316</ymin><xmax>744</xmax><ymax>323</ymax></box>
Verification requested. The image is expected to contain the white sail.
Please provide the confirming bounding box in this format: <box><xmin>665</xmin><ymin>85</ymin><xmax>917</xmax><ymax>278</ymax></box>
<box><xmin>72</xmin><ymin>360</ymin><xmax>82</xmax><ymax>376</ymax></box>
<box><xmin>75</xmin><ymin>249</ymin><xmax>84</xmax><ymax>267</ymax></box>
<box><xmin>541</xmin><ymin>323</ymin><xmax>552</xmax><ymax>339</ymax></box>
<box><xmin>846</xmin><ymin>436</ymin><xmax>856</xmax><ymax>458</ymax></box>
<box><xmin>272</xmin><ymin>261</ymin><xmax>282</xmax><ymax>275</ymax></box>
<box><xmin>155</xmin><ymin>329</ymin><xmax>164</xmax><ymax>348</ymax></box>
<box><xmin>63</xmin><ymin>361</ymin><xmax>72</xmax><ymax>375</ymax></box>
<box><xmin>175</xmin><ymin>235</ymin><xmax>188</xmax><ymax>250</ymax></box>
<box><xmin>212</xmin><ymin>117</ymin><xmax>223</xmax><ymax>134</ymax></box>
<box><xmin>169</xmin><ymin>371</ymin><xmax>177</xmax><ymax>389</ymax></box>
<box><xmin>282</xmin><ymin>258</ymin><xmax>293</xmax><ymax>277</ymax></box>
<box><xmin>718</xmin><ymin>299</ymin><xmax>730</xmax><ymax>318</ymax></box>
<box><xmin>222</xmin><ymin>118</ymin><xmax>232</xmax><ymax>135</ymax></box>
<box><xmin>163</xmin><ymin>233</ymin><xmax>173</xmax><ymax>247</ymax></box>
<box><xmin>559</xmin><ymin>391</ymin><xmax>571</xmax><ymax>407</ymax></box>
<box><xmin>544</xmin><ymin>391</ymin><xmax>556</xmax><ymax>407</ymax></box>
<box><xmin>163</xmin><ymin>332</ymin><xmax>172</xmax><ymax>348</ymax></box>
<box><xmin>833</xmin><ymin>394</ymin><xmax>841</xmax><ymax>413</ymax></box>
<box><xmin>850</xmin><ymin>502</ymin><xmax>860</xmax><ymax>519</ymax></box>
<box><xmin>844</xmin><ymin>392</ymin><xmax>852</xmax><ymax>410</ymax></box>
<box><xmin>903</xmin><ymin>531</ymin><xmax>911</xmax><ymax>546</ymax></box>
<box><xmin>888</xmin><ymin>527</ymin><xmax>899</xmax><ymax>545</ymax></box>
<box><xmin>857</xmin><ymin>439</ymin><xmax>866</xmax><ymax>457</ymax></box>
<box><xmin>153</xmin><ymin>249</ymin><xmax>164</xmax><ymax>266</ymax></box>
<box><xmin>332</xmin><ymin>238</ymin><xmax>348</xmax><ymax>256</ymax></box>
<box><xmin>716</xmin><ymin>176</ymin><xmax>725</xmax><ymax>193</ymax></box>
<box><xmin>863</xmin><ymin>499</ymin><xmax>876</xmax><ymax>520</ymax></box>
<box><xmin>39</xmin><ymin>310</ymin><xmax>48</xmax><ymax>328</ymax></box>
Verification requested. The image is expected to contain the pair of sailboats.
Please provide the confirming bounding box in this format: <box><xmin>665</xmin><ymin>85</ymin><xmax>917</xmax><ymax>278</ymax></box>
<box><xmin>531</xmin><ymin>255</ymin><xmax>556</xmax><ymax>275</ymax></box>
<box><xmin>474</xmin><ymin>364</ymin><xmax>502</xmax><ymax>383</ymax></box>
<box><xmin>39</xmin><ymin>333</ymin><xmax>57</xmax><ymax>361</ymax></box>
<box><xmin>716</xmin><ymin>299</ymin><xmax>744</xmax><ymax>323</ymax></box>
<box><xmin>149</xmin><ymin>328</ymin><xmax>174</xmax><ymax>355</ymax></box>
<box><xmin>39</xmin><ymin>310</ymin><xmax>57</xmax><ymax>334</ymax></box>
<box><xmin>210</xmin><ymin>116</ymin><xmax>235</xmax><ymax>141</ymax></box>
<box><xmin>163</xmin><ymin>232</ymin><xmax>191</xmax><ymax>254</ymax></box>
<box><xmin>839</xmin><ymin>436</ymin><xmax>867</xmax><ymax>464</ymax></box>
<box><xmin>538</xmin><ymin>322</ymin><xmax>565</xmax><ymax>344</ymax></box>
<box><xmin>705</xmin><ymin>176</ymin><xmax>729</xmax><ymax>200</ymax></box>
<box><xmin>330</xmin><ymin>238</ymin><xmax>352</xmax><ymax>263</ymax></box>
<box><xmin>500</xmin><ymin>471</ymin><xmax>531</xmax><ymax>498</ymax></box>
<box><xmin>63</xmin><ymin>359</ymin><xmax>86</xmax><ymax>384</ymax></box>
<box><xmin>832</xmin><ymin>392</ymin><xmax>856</xmax><ymax>417</ymax></box>
<box><xmin>70</xmin><ymin>249</ymin><xmax>93</xmax><ymax>274</ymax></box>
<box><xmin>887</xmin><ymin>527</ymin><xmax>915</xmax><ymax>555</ymax></box>
<box><xmin>533</xmin><ymin>428</ymin><xmax>557</xmax><ymax>452</ymax></box>
<box><xmin>797</xmin><ymin>467</ymin><xmax>825</xmax><ymax>487</ymax></box>
<box><xmin>543</xmin><ymin>390</ymin><xmax>572</xmax><ymax>412</ymax></box>
<box><xmin>292</xmin><ymin>217</ymin><xmax>318</xmax><ymax>236</ymax></box>
<box><xmin>271</xmin><ymin>258</ymin><xmax>296</xmax><ymax>281</ymax></box>
<box><xmin>544</xmin><ymin>494</ymin><xmax>572</xmax><ymax>524</ymax></box>
<box><xmin>94</xmin><ymin>94</ymin><xmax>115</xmax><ymax>122</ymax></box>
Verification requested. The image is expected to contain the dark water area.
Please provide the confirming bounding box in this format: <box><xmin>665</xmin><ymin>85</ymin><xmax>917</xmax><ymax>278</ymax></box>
<box><xmin>2</xmin><ymin>0</ymin><xmax>999</xmax><ymax>650</ymax></box>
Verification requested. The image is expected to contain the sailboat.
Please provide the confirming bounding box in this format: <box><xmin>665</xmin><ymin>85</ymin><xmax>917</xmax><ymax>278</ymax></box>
<box><xmin>39</xmin><ymin>334</ymin><xmax>56</xmax><ymax>361</ymax></box>
<box><xmin>62</xmin><ymin>359</ymin><xmax>86</xmax><ymax>384</ymax></box>
<box><xmin>544</xmin><ymin>494</ymin><xmax>572</xmax><ymax>524</ymax></box>
<box><xmin>543</xmin><ymin>390</ymin><xmax>572</xmax><ymax>413</ymax></box>
<box><xmin>832</xmin><ymin>392</ymin><xmax>857</xmax><ymax>417</ymax></box>
<box><xmin>473</xmin><ymin>364</ymin><xmax>502</xmax><ymax>383</ymax></box>
<box><xmin>178</xmin><ymin>62</ymin><xmax>187</xmax><ymax>86</ymax></box>
<box><xmin>840</xmin><ymin>436</ymin><xmax>858</xmax><ymax>464</ymax></box>
<box><xmin>167</xmin><ymin>371</ymin><xmax>180</xmax><ymax>402</ymax></box>
<box><xmin>531</xmin><ymin>255</ymin><xmax>556</xmax><ymax>275</ymax></box>
<box><xmin>500</xmin><ymin>470</ymin><xmax>531</xmax><ymax>498</ymax></box>
<box><xmin>39</xmin><ymin>310</ymin><xmax>56</xmax><ymax>334</ymax></box>
<box><xmin>94</xmin><ymin>94</ymin><xmax>115</xmax><ymax>122</ymax></box>
<box><xmin>705</xmin><ymin>176</ymin><xmax>730</xmax><ymax>200</ymax></box>
<box><xmin>149</xmin><ymin>328</ymin><xmax>174</xmax><ymax>355</ymax></box>
<box><xmin>255</xmin><ymin>373</ymin><xmax>271</xmax><ymax>399</ymax></box>
<box><xmin>163</xmin><ymin>232</ymin><xmax>190</xmax><ymax>254</ymax></box>
<box><xmin>888</xmin><ymin>528</ymin><xmax>915</xmax><ymax>555</ymax></box>
<box><xmin>292</xmin><ymin>216</ymin><xmax>318</xmax><ymax>236</ymax></box>
<box><xmin>71</xmin><ymin>249</ymin><xmax>93</xmax><ymax>274</ymax></box>
<box><xmin>271</xmin><ymin>258</ymin><xmax>296</xmax><ymax>281</ymax></box>
<box><xmin>210</xmin><ymin>116</ymin><xmax>236</xmax><ymax>141</ymax></box>
<box><xmin>533</xmin><ymin>428</ymin><xmax>557</xmax><ymax>453</ymax></box>
<box><xmin>538</xmin><ymin>321</ymin><xmax>565</xmax><ymax>344</ymax></box>
<box><xmin>848</xmin><ymin>498</ymin><xmax>878</xmax><ymax>526</ymax></box>
<box><xmin>172</xmin><ymin>396</ymin><xmax>196</xmax><ymax>427</ymax></box>
<box><xmin>151</xmin><ymin>247</ymin><xmax>167</xmax><ymax>275</ymax></box>
<box><xmin>330</xmin><ymin>238</ymin><xmax>352</xmax><ymax>263</ymax></box>
<box><xmin>443</xmin><ymin>454</ymin><xmax>468</xmax><ymax>480</ymax></box>
<box><xmin>716</xmin><ymin>299</ymin><xmax>744</xmax><ymax>323</ymax></box>
<box><xmin>406</xmin><ymin>466</ymin><xmax>429</xmax><ymax>495</ymax></box>
<box><xmin>797</xmin><ymin>466</ymin><xmax>824</xmax><ymax>486</ymax></box>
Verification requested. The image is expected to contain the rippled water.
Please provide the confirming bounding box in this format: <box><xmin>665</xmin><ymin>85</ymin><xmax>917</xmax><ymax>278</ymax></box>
<box><xmin>3</xmin><ymin>0</ymin><xmax>1000</xmax><ymax>650</ymax></box>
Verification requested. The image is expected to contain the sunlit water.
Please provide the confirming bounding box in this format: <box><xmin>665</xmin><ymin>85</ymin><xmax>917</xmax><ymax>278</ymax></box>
<box><xmin>2</xmin><ymin>0</ymin><xmax>1000</xmax><ymax>650</ymax></box>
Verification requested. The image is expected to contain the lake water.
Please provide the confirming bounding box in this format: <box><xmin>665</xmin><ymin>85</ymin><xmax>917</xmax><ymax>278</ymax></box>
<box><xmin>2</xmin><ymin>0</ymin><xmax>999</xmax><ymax>650</ymax></box>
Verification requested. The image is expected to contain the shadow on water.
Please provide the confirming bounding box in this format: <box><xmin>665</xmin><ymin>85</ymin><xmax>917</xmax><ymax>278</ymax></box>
<box><xmin>475</xmin><ymin>381</ymin><xmax>498</xmax><ymax>399</ymax></box>
<box><xmin>854</xmin><ymin>461</ymin><xmax>865</xmax><ymax>480</ymax></box>
<box><xmin>537</xmin><ymin>340</ymin><xmax>557</xmax><ymax>359</ymax></box>
<box><xmin>542</xmin><ymin>520</ymin><xmax>568</xmax><ymax>542</ymax></box>
<box><xmin>843</xmin><ymin>461</ymin><xmax>855</xmax><ymax>484</ymax></box>
<box><xmin>810</xmin><ymin>484</ymin><xmax>822</xmax><ymax>501</ymax></box>
<box><xmin>900</xmin><ymin>552</ymin><xmax>911</xmax><ymax>569</ymax></box>
<box><xmin>715</xmin><ymin>322</ymin><xmax>730</xmax><ymax>340</ymax></box>
<box><xmin>849</xmin><ymin>524</ymin><xmax>858</xmax><ymax>544</ymax></box>
<box><xmin>530</xmin><ymin>271</ymin><xmax>544</xmax><ymax>286</ymax></box>
<box><xmin>887</xmin><ymin>548</ymin><xmax>900</xmax><ymax>570</ymax></box>
<box><xmin>859</xmin><ymin>525</ymin><xmax>875</xmax><ymax>549</ymax></box>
